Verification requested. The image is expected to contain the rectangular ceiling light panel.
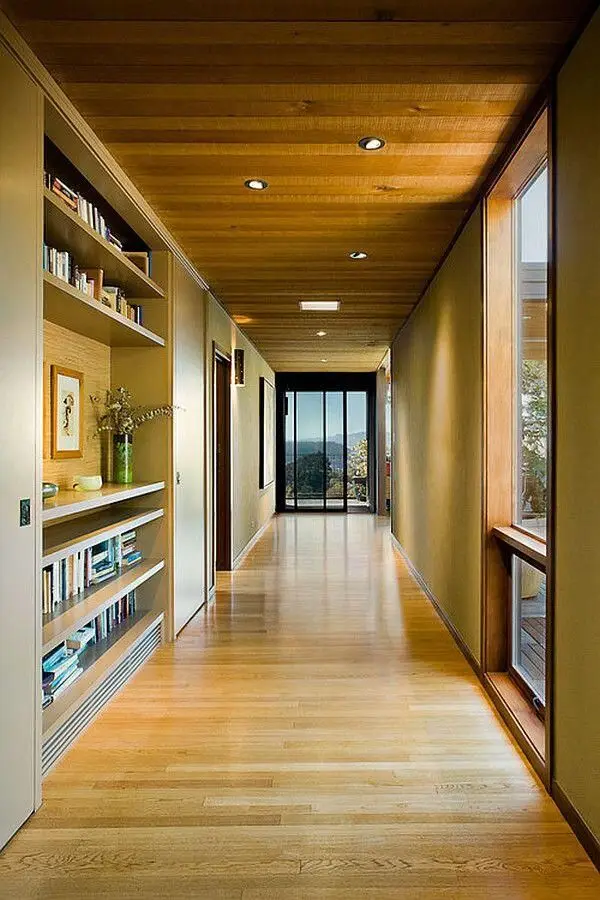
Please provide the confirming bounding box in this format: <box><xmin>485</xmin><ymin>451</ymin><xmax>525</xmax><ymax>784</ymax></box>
<box><xmin>299</xmin><ymin>301</ymin><xmax>340</xmax><ymax>311</ymax></box>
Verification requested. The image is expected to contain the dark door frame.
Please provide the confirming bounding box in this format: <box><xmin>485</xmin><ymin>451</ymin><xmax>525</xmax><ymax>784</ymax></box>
<box><xmin>213</xmin><ymin>343</ymin><xmax>232</xmax><ymax>572</ymax></box>
<box><xmin>275</xmin><ymin>372</ymin><xmax>377</xmax><ymax>513</ymax></box>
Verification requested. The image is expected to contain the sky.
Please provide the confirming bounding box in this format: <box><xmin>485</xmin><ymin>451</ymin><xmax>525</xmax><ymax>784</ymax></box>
<box><xmin>287</xmin><ymin>391</ymin><xmax>367</xmax><ymax>442</ymax></box>
<box><xmin>520</xmin><ymin>166</ymin><xmax>548</xmax><ymax>263</ymax></box>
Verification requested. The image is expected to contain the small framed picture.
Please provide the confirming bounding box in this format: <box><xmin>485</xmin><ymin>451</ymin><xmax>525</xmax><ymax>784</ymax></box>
<box><xmin>51</xmin><ymin>365</ymin><xmax>84</xmax><ymax>459</ymax></box>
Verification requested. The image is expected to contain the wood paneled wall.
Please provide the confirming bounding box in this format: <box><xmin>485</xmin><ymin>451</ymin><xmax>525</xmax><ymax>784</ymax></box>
<box><xmin>42</xmin><ymin>321</ymin><xmax>110</xmax><ymax>489</ymax></box>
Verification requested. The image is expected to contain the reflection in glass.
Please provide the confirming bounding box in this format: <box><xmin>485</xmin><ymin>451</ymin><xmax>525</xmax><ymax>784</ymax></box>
<box><xmin>347</xmin><ymin>391</ymin><xmax>368</xmax><ymax>506</ymax></box>
<box><xmin>296</xmin><ymin>392</ymin><xmax>324</xmax><ymax>508</ymax></box>
<box><xmin>512</xmin><ymin>556</ymin><xmax>546</xmax><ymax>703</ymax></box>
<box><xmin>515</xmin><ymin>166</ymin><xmax>548</xmax><ymax>538</ymax></box>
<box><xmin>326</xmin><ymin>392</ymin><xmax>344</xmax><ymax>508</ymax></box>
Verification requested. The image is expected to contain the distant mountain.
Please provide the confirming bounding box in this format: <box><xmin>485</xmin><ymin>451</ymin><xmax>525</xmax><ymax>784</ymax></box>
<box><xmin>327</xmin><ymin>431</ymin><xmax>366</xmax><ymax>449</ymax></box>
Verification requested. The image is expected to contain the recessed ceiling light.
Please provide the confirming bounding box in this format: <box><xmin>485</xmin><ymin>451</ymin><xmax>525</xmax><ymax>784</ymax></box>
<box><xmin>299</xmin><ymin>300</ymin><xmax>340</xmax><ymax>311</ymax></box>
<box><xmin>349</xmin><ymin>251</ymin><xmax>368</xmax><ymax>260</ymax></box>
<box><xmin>244</xmin><ymin>178</ymin><xmax>268</xmax><ymax>191</ymax></box>
<box><xmin>358</xmin><ymin>136</ymin><xmax>385</xmax><ymax>151</ymax></box>
<box><xmin>316</xmin><ymin>330</ymin><xmax>327</xmax><ymax>337</ymax></box>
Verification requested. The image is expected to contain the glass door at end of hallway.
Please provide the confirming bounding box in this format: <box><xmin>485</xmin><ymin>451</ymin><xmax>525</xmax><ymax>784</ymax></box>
<box><xmin>284</xmin><ymin>389</ymin><xmax>369</xmax><ymax>511</ymax></box>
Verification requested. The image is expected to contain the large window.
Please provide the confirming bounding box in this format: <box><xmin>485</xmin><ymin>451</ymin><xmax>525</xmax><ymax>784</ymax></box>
<box><xmin>515</xmin><ymin>166</ymin><xmax>549</xmax><ymax>538</ymax></box>
<box><xmin>484</xmin><ymin>109</ymin><xmax>550</xmax><ymax>762</ymax></box>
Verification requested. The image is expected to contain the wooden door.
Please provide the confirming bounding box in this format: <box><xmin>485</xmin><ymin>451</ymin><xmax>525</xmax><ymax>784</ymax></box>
<box><xmin>215</xmin><ymin>354</ymin><xmax>231</xmax><ymax>571</ymax></box>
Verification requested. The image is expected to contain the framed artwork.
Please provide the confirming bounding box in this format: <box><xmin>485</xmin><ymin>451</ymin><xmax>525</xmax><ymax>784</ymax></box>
<box><xmin>51</xmin><ymin>365</ymin><xmax>84</xmax><ymax>459</ymax></box>
<box><xmin>259</xmin><ymin>376</ymin><xmax>275</xmax><ymax>489</ymax></box>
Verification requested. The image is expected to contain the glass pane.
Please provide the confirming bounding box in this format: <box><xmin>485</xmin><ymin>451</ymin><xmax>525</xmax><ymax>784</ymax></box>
<box><xmin>347</xmin><ymin>391</ymin><xmax>368</xmax><ymax>507</ymax></box>
<box><xmin>325</xmin><ymin>392</ymin><xmax>344</xmax><ymax>508</ymax></box>
<box><xmin>296</xmin><ymin>392</ymin><xmax>324</xmax><ymax>508</ymax></box>
<box><xmin>512</xmin><ymin>556</ymin><xmax>546</xmax><ymax>703</ymax></box>
<box><xmin>515</xmin><ymin>166</ymin><xmax>548</xmax><ymax>538</ymax></box>
<box><xmin>285</xmin><ymin>391</ymin><xmax>295</xmax><ymax>509</ymax></box>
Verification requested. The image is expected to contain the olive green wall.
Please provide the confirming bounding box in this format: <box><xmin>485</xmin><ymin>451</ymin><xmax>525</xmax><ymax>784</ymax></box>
<box><xmin>391</xmin><ymin>206</ymin><xmax>483</xmax><ymax>662</ymax></box>
<box><xmin>554</xmin><ymin>6</ymin><xmax>600</xmax><ymax>845</ymax></box>
<box><xmin>206</xmin><ymin>297</ymin><xmax>275</xmax><ymax>584</ymax></box>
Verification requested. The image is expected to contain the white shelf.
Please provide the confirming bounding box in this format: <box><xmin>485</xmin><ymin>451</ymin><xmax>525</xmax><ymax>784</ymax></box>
<box><xmin>44</xmin><ymin>188</ymin><xmax>164</xmax><ymax>299</ymax></box>
<box><xmin>42</xmin><ymin>481</ymin><xmax>165</xmax><ymax>523</ymax></box>
<box><xmin>43</xmin><ymin>506</ymin><xmax>164</xmax><ymax>566</ymax></box>
<box><xmin>42</xmin><ymin>557</ymin><xmax>164</xmax><ymax>653</ymax></box>
<box><xmin>43</xmin><ymin>609</ymin><xmax>163</xmax><ymax>738</ymax></box>
<box><xmin>43</xmin><ymin>271</ymin><xmax>165</xmax><ymax>348</ymax></box>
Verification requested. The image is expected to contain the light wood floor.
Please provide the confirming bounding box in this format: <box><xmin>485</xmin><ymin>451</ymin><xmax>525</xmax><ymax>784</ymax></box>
<box><xmin>1</xmin><ymin>514</ymin><xmax>598</xmax><ymax>898</ymax></box>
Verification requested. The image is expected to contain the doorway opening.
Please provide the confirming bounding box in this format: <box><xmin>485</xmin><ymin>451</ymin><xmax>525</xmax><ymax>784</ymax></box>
<box><xmin>214</xmin><ymin>349</ymin><xmax>231</xmax><ymax>571</ymax></box>
<box><xmin>282</xmin><ymin>389</ymin><xmax>370</xmax><ymax>512</ymax></box>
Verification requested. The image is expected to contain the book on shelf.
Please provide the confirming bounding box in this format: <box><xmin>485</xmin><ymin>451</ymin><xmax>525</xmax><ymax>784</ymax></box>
<box><xmin>41</xmin><ymin>589</ymin><xmax>137</xmax><ymax>708</ymax></box>
<box><xmin>44</xmin><ymin>171</ymin><xmax>124</xmax><ymax>251</ymax></box>
<box><xmin>42</xmin><ymin>531</ymin><xmax>141</xmax><ymax>615</ymax></box>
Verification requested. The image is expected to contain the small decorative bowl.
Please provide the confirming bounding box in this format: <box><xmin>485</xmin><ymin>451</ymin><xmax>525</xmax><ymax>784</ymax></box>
<box><xmin>42</xmin><ymin>482</ymin><xmax>59</xmax><ymax>501</ymax></box>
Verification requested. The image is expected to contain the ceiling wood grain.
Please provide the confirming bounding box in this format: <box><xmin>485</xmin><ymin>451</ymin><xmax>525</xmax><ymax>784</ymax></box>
<box><xmin>5</xmin><ymin>0</ymin><xmax>589</xmax><ymax>370</ymax></box>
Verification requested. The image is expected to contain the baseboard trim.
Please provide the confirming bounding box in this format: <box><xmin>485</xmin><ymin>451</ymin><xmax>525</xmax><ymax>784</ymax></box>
<box><xmin>552</xmin><ymin>781</ymin><xmax>600</xmax><ymax>871</ymax></box>
<box><xmin>390</xmin><ymin>533</ymin><xmax>482</xmax><ymax>679</ymax></box>
<box><xmin>232</xmin><ymin>513</ymin><xmax>275</xmax><ymax>570</ymax></box>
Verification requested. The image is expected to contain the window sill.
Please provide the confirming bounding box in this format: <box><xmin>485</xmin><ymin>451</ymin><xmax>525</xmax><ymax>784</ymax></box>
<box><xmin>492</xmin><ymin>525</ymin><xmax>547</xmax><ymax>572</ymax></box>
<box><xmin>486</xmin><ymin>672</ymin><xmax>546</xmax><ymax>773</ymax></box>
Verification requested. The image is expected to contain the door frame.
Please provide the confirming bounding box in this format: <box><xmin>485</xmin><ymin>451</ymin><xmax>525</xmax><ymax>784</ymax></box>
<box><xmin>212</xmin><ymin>343</ymin><xmax>232</xmax><ymax>574</ymax></box>
<box><xmin>275</xmin><ymin>372</ymin><xmax>377</xmax><ymax>513</ymax></box>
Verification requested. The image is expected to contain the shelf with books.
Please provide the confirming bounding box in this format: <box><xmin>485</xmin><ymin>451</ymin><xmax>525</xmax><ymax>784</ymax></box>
<box><xmin>42</xmin><ymin>557</ymin><xmax>164</xmax><ymax>654</ymax></box>
<box><xmin>43</xmin><ymin>271</ymin><xmax>165</xmax><ymax>348</ymax></box>
<box><xmin>43</xmin><ymin>506</ymin><xmax>164</xmax><ymax>566</ymax></box>
<box><xmin>43</xmin><ymin>608</ymin><xmax>163</xmax><ymax>738</ymax></box>
<box><xmin>44</xmin><ymin>187</ymin><xmax>164</xmax><ymax>300</ymax></box>
<box><xmin>42</xmin><ymin>481</ymin><xmax>165</xmax><ymax>523</ymax></box>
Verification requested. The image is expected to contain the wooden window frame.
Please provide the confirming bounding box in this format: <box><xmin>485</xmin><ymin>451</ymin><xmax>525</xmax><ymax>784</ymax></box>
<box><xmin>483</xmin><ymin>106</ymin><xmax>554</xmax><ymax>785</ymax></box>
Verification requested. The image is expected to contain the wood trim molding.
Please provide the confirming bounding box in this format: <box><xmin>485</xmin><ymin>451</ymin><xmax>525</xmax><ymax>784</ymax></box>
<box><xmin>485</xmin><ymin>672</ymin><xmax>546</xmax><ymax>783</ymax></box>
<box><xmin>232</xmin><ymin>514</ymin><xmax>275</xmax><ymax>570</ymax></box>
<box><xmin>390</xmin><ymin>533</ymin><xmax>482</xmax><ymax>679</ymax></box>
<box><xmin>552</xmin><ymin>781</ymin><xmax>600</xmax><ymax>871</ymax></box>
<box><xmin>492</xmin><ymin>525</ymin><xmax>547</xmax><ymax>571</ymax></box>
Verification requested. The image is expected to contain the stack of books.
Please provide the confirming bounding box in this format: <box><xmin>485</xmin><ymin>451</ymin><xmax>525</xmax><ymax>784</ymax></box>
<box><xmin>41</xmin><ymin>590</ymin><xmax>137</xmax><ymax>710</ymax></box>
<box><xmin>42</xmin><ymin>644</ymin><xmax>83</xmax><ymax>707</ymax></box>
<box><xmin>119</xmin><ymin>530</ymin><xmax>142</xmax><ymax>568</ymax></box>
<box><xmin>42</xmin><ymin>534</ymin><xmax>143</xmax><ymax>615</ymax></box>
<box><xmin>45</xmin><ymin>172</ymin><xmax>124</xmax><ymax>251</ymax></box>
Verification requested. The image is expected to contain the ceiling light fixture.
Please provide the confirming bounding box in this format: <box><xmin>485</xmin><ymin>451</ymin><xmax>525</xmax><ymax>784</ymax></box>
<box><xmin>244</xmin><ymin>178</ymin><xmax>269</xmax><ymax>191</ymax></box>
<box><xmin>299</xmin><ymin>300</ymin><xmax>340</xmax><ymax>311</ymax></box>
<box><xmin>349</xmin><ymin>251</ymin><xmax>368</xmax><ymax>260</ymax></box>
<box><xmin>358</xmin><ymin>136</ymin><xmax>385</xmax><ymax>151</ymax></box>
<box><xmin>321</xmin><ymin>358</ymin><xmax>329</xmax><ymax>363</ymax></box>
<box><xmin>316</xmin><ymin>330</ymin><xmax>327</xmax><ymax>337</ymax></box>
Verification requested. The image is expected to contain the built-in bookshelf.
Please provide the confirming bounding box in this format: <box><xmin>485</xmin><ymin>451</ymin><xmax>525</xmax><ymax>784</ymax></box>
<box><xmin>40</xmin><ymin>142</ymin><xmax>172</xmax><ymax>775</ymax></box>
<box><xmin>43</xmin><ymin>272</ymin><xmax>165</xmax><ymax>348</ymax></box>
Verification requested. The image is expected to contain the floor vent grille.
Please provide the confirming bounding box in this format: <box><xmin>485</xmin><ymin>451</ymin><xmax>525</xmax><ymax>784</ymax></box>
<box><xmin>42</xmin><ymin>620</ymin><xmax>162</xmax><ymax>776</ymax></box>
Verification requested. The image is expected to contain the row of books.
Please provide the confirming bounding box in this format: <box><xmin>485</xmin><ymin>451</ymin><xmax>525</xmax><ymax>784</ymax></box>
<box><xmin>42</xmin><ymin>590</ymin><xmax>137</xmax><ymax>709</ymax></box>
<box><xmin>42</xmin><ymin>243</ymin><xmax>144</xmax><ymax>326</ymax></box>
<box><xmin>42</xmin><ymin>531</ymin><xmax>142</xmax><ymax>614</ymax></box>
<box><xmin>45</xmin><ymin>172</ymin><xmax>124</xmax><ymax>252</ymax></box>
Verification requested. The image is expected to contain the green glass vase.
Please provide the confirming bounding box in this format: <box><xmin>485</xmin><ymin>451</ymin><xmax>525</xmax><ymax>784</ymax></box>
<box><xmin>113</xmin><ymin>433</ymin><xmax>133</xmax><ymax>484</ymax></box>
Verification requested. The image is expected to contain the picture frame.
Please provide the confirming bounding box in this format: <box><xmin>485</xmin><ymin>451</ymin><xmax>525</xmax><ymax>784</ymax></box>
<box><xmin>259</xmin><ymin>376</ymin><xmax>275</xmax><ymax>489</ymax></box>
<box><xmin>51</xmin><ymin>365</ymin><xmax>84</xmax><ymax>459</ymax></box>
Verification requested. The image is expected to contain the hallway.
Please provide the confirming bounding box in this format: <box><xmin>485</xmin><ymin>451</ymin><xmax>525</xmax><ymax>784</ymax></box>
<box><xmin>1</xmin><ymin>515</ymin><xmax>598</xmax><ymax>898</ymax></box>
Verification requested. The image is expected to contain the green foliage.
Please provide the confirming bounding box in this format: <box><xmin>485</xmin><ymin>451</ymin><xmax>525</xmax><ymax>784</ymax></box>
<box><xmin>349</xmin><ymin>438</ymin><xmax>368</xmax><ymax>478</ymax></box>
<box><xmin>285</xmin><ymin>451</ymin><xmax>332</xmax><ymax>498</ymax></box>
<box><xmin>521</xmin><ymin>359</ymin><xmax>548</xmax><ymax>516</ymax></box>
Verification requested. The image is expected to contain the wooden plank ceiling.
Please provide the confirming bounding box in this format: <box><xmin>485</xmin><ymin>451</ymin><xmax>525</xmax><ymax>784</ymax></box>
<box><xmin>6</xmin><ymin>1</ymin><xmax>589</xmax><ymax>371</ymax></box>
